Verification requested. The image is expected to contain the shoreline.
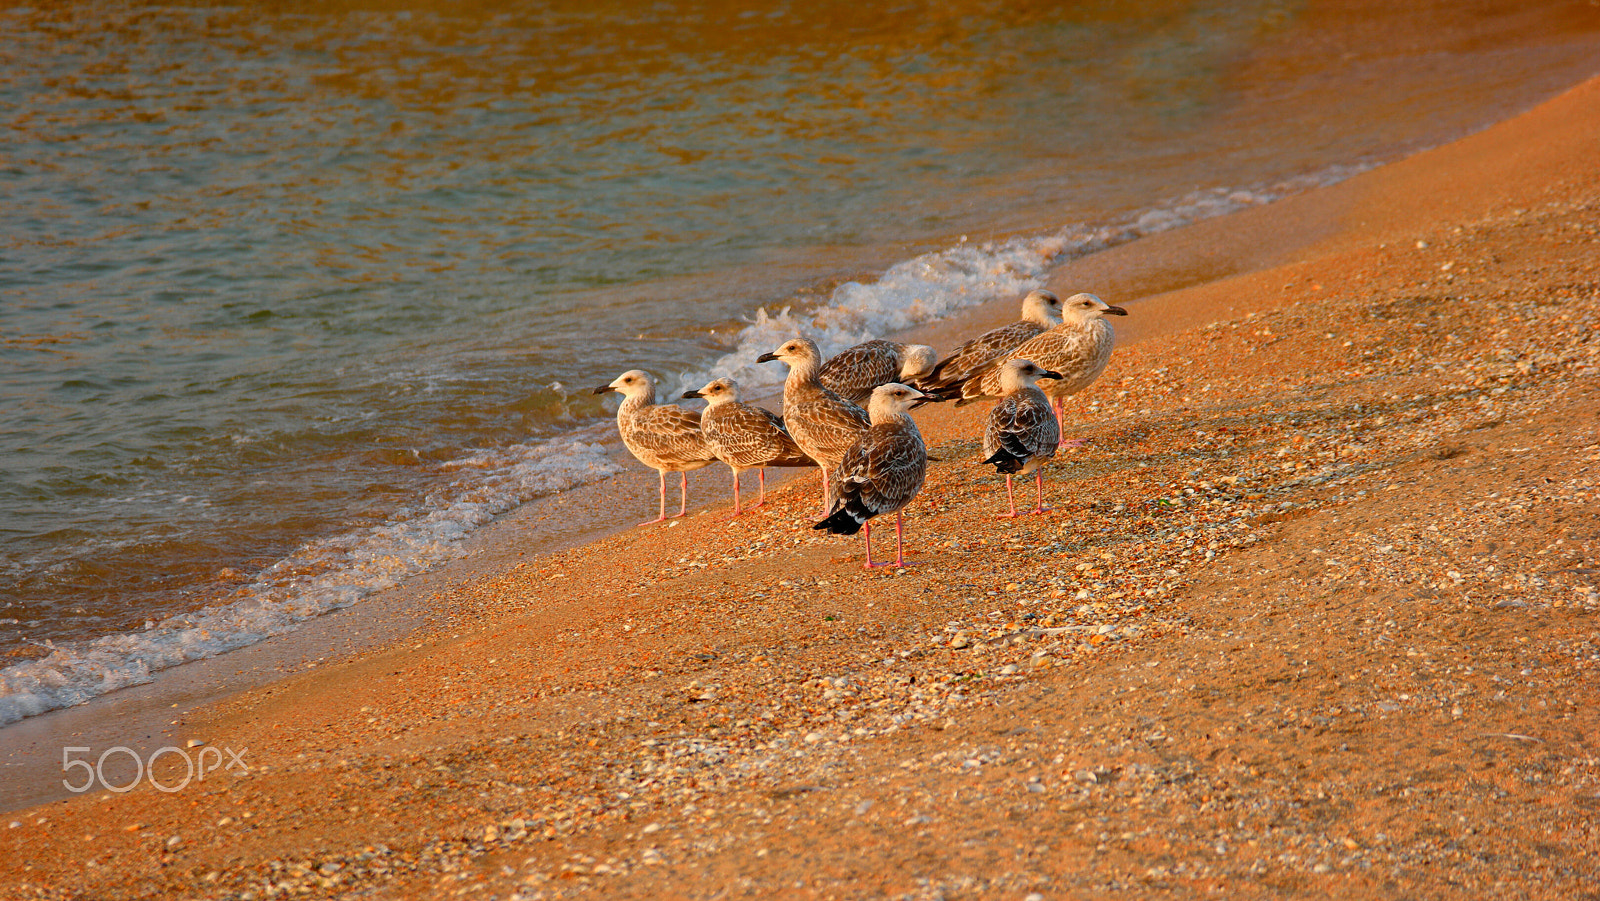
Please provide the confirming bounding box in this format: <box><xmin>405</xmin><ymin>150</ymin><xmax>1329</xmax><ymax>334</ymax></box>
<box><xmin>0</xmin><ymin>142</ymin><xmax>1448</xmax><ymax>812</ymax></box>
<box><xmin>3</xmin><ymin>29</ymin><xmax>1599</xmax><ymax>901</ymax></box>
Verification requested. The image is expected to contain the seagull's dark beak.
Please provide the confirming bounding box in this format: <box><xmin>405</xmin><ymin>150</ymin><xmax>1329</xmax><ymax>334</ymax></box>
<box><xmin>1104</xmin><ymin>305</ymin><xmax>1129</xmax><ymax>316</ymax></box>
<box><xmin>1040</xmin><ymin>370</ymin><xmax>1064</xmax><ymax>380</ymax></box>
<box><xmin>681</xmin><ymin>390</ymin><xmax>703</xmax><ymax>399</ymax></box>
<box><xmin>755</xmin><ymin>352</ymin><xmax>779</xmax><ymax>363</ymax></box>
<box><xmin>908</xmin><ymin>391</ymin><xmax>933</xmax><ymax>410</ymax></box>
<box><xmin>592</xmin><ymin>385</ymin><xmax>616</xmax><ymax>395</ymax></box>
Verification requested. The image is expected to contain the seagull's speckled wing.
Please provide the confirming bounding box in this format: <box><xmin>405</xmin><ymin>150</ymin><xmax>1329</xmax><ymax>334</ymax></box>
<box><xmin>924</xmin><ymin>321</ymin><xmax>1046</xmax><ymax>390</ymax></box>
<box><xmin>982</xmin><ymin>386</ymin><xmax>1059</xmax><ymax>472</ymax></box>
<box><xmin>833</xmin><ymin>420</ymin><xmax>927</xmax><ymax>520</ymax></box>
<box><xmin>961</xmin><ymin>318</ymin><xmax>1116</xmax><ymax>403</ymax></box>
<box><xmin>818</xmin><ymin>340</ymin><xmax>904</xmax><ymax>406</ymax></box>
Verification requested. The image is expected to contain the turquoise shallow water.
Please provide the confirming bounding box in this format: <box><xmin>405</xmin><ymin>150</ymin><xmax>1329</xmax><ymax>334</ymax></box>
<box><xmin>1</xmin><ymin>0</ymin><xmax>1594</xmax><ymax>723</ymax></box>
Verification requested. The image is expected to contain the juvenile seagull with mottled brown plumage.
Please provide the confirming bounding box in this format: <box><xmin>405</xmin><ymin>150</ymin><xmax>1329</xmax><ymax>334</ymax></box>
<box><xmin>817</xmin><ymin>339</ymin><xmax>938</xmax><ymax>406</ymax></box>
<box><xmin>981</xmin><ymin>360</ymin><xmax>1063</xmax><ymax>517</ymax></box>
<box><xmin>919</xmin><ymin>288</ymin><xmax>1063</xmax><ymax>396</ymax></box>
<box><xmin>954</xmin><ymin>292</ymin><xmax>1126</xmax><ymax>444</ymax></box>
<box><xmin>813</xmin><ymin>383</ymin><xmax>930</xmax><ymax>569</ymax></box>
<box><xmin>593</xmin><ymin>370</ymin><xmax>717</xmax><ymax>525</ymax></box>
<box><xmin>756</xmin><ymin>337</ymin><xmax>870</xmax><ymax>516</ymax></box>
<box><xmin>682</xmin><ymin>377</ymin><xmax>816</xmax><ymax>516</ymax></box>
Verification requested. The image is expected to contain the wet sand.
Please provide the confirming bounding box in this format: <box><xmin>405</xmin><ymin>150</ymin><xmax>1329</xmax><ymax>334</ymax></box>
<box><xmin>4</xmin><ymin>9</ymin><xmax>1600</xmax><ymax>901</ymax></box>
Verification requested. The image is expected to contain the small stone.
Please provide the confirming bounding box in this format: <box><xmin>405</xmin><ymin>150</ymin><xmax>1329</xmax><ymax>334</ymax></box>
<box><xmin>949</xmin><ymin>633</ymin><xmax>971</xmax><ymax>650</ymax></box>
<box><xmin>186</xmin><ymin>739</ymin><xmax>205</xmax><ymax>748</ymax></box>
<box><xmin>804</xmin><ymin>731</ymin><xmax>826</xmax><ymax>744</ymax></box>
<box><xmin>1000</xmin><ymin>664</ymin><xmax>1020</xmax><ymax>676</ymax></box>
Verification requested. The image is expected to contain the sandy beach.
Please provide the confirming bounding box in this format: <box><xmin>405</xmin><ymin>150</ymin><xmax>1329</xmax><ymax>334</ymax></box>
<box><xmin>5</xmin><ymin>9</ymin><xmax>1600</xmax><ymax>900</ymax></box>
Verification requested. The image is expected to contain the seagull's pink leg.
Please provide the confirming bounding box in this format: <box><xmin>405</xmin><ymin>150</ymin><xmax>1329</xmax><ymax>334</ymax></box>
<box><xmin>867</xmin><ymin>513</ymin><xmax>918</xmax><ymax>568</ymax></box>
<box><xmin>754</xmin><ymin>468</ymin><xmax>767</xmax><ymax>509</ymax></box>
<box><xmin>999</xmin><ymin>474</ymin><xmax>1019</xmax><ymax>518</ymax></box>
<box><xmin>641</xmin><ymin>470</ymin><xmax>669</xmax><ymax>526</ymax></box>
<box><xmin>860</xmin><ymin>521</ymin><xmax>874</xmax><ymax>569</ymax></box>
<box><xmin>675</xmin><ymin>471</ymin><xmax>689</xmax><ymax>518</ymax></box>
<box><xmin>1033</xmin><ymin>469</ymin><xmax>1051</xmax><ymax>515</ymax></box>
<box><xmin>728</xmin><ymin>470</ymin><xmax>744</xmax><ymax>517</ymax></box>
<box><xmin>819</xmin><ymin>469</ymin><xmax>832</xmax><ymax>519</ymax></box>
<box><xmin>1054</xmin><ymin>397</ymin><xmax>1087</xmax><ymax>449</ymax></box>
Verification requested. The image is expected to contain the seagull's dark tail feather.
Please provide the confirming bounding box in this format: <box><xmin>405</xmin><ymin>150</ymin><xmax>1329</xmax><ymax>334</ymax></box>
<box><xmin>982</xmin><ymin>448</ymin><xmax>1027</xmax><ymax>474</ymax></box>
<box><xmin>918</xmin><ymin>383</ymin><xmax>965</xmax><ymax>404</ymax></box>
<box><xmin>813</xmin><ymin>503</ymin><xmax>868</xmax><ymax>535</ymax></box>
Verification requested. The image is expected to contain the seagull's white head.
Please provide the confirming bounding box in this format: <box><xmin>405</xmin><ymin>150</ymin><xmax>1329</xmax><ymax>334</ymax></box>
<box><xmin>683</xmin><ymin>377</ymin><xmax>741</xmax><ymax>406</ymax></box>
<box><xmin>593</xmin><ymin>369</ymin><xmax>657</xmax><ymax>401</ymax></box>
<box><xmin>756</xmin><ymin>337</ymin><xmax>821</xmax><ymax>368</ymax></box>
<box><xmin>1020</xmin><ymin>289</ymin><xmax>1064</xmax><ymax>327</ymax></box>
<box><xmin>997</xmin><ymin>358</ymin><xmax>1064</xmax><ymax>392</ymax></box>
<box><xmin>1059</xmin><ymin>292</ymin><xmax>1128</xmax><ymax>324</ymax></box>
<box><xmin>899</xmin><ymin>344</ymin><xmax>938</xmax><ymax>380</ymax></box>
<box><xmin>866</xmin><ymin>382</ymin><xmax>928</xmax><ymax>420</ymax></box>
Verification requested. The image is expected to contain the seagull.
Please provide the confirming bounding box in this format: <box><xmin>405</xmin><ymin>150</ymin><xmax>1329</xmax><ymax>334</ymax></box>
<box><xmin>756</xmin><ymin>337</ymin><xmax>871</xmax><ymax>515</ymax></box>
<box><xmin>593</xmin><ymin>370</ymin><xmax>716</xmax><ymax>525</ymax></box>
<box><xmin>953</xmin><ymin>293</ymin><xmax>1126</xmax><ymax>443</ymax></box>
<box><xmin>817</xmin><ymin>339</ymin><xmax>938</xmax><ymax>406</ymax></box>
<box><xmin>980</xmin><ymin>360</ymin><xmax>1063</xmax><ymax>517</ymax></box>
<box><xmin>919</xmin><ymin>288</ymin><xmax>1063</xmax><ymax>396</ymax></box>
<box><xmin>682</xmin><ymin>377</ymin><xmax>816</xmax><ymax>516</ymax></box>
<box><xmin>813</xmin><ymin>383</ymin><xmax>929</xmax><ymax>569</ymax></box>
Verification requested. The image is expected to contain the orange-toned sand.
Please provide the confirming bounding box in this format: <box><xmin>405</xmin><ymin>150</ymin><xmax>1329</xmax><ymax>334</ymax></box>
<box><xmin>6</xmin><ymin>19</ymin><xmax>1600</xmax><ymax>901</ymax></box>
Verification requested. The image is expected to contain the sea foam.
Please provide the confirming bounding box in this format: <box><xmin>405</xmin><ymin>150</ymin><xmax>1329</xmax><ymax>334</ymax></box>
<box><xmin>0</xmin><ymin>440</ymin><xmax>619</xmax><ymax>726</ymax></box>
<box><xmin>675</xmin><ymin>164</ymin><xmax>1372</xmax><ymax>397</ymax></box>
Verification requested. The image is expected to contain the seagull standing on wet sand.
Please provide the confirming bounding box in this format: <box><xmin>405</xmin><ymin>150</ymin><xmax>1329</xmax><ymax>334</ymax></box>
<box><xmin>813</xmin><ymin>383</ymin><xmax>929</xmax><ymax>569</ymax></box>
<box><xmin>682</xmin><ymin>377</ymin><xmax>816</xmax><ymax>516</ymax></box>
<box><xmin>756</xmin><ymin>337</ymin><xmax>871</xmax><ymax>516</ymax></box>
<box><xmin>980</xmin><ymin>360</ymin><xmax>1063</xmax><ymax>517</ymax></box>
<box><xmin>817</xmin><ymin>339</ymin><xmax>938</xmax><ymax>406</ymax></box>
<box><xmin>953</xmin><ymin>293</ymin><xmax>1126</xmax><ymax>444</ymax></box>
<box><xmin>593</xmin><ymin>370</ymin><xmax>717</xmax><ymax>525</ymax></box>
<box><xmin>918</xmin><ymin>288</ymin><xmax>1064</xmax><ymax>396</ymax></box>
